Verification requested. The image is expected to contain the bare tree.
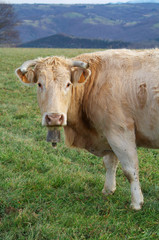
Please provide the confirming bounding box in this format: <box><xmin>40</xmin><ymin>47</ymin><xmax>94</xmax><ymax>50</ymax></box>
<box><xmin>0</xmin><ymin>2</ymin><xmax>20</xmax><ymax>45</ymax></box>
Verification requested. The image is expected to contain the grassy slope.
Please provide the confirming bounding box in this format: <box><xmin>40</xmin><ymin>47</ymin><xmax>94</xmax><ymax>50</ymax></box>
<box><xmin>0</xmin><ymin>48</ymin><xmax>159</xmax><ymax>240</ymax></box>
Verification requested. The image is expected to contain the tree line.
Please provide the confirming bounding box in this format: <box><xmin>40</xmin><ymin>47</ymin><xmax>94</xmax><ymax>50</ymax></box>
<box><xmin>0</xmin><ymin>1</ymin><xmax>19</xmax><ymax>45</ymax></box>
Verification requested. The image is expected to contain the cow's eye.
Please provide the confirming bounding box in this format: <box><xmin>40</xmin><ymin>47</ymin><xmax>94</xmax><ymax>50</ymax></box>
<box><xmin>66</xmin><ymin>82</ymin><xmax>71</xmax><ymax>88</ymax></box>
<box><xmin>38</xmin><ymin>83</ymin><xmax>42</xmax><ymax>88</ymax></box>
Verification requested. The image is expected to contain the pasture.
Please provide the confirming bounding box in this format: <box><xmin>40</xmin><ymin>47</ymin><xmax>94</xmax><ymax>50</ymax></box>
<box><xmin>0</xmin><ymin>48</ymin><xmax>159</xmax><ymax>239</ymax></box>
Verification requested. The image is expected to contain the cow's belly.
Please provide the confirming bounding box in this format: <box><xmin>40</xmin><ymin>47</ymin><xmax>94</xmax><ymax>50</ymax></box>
<box><xmin>85</xmin><ymin>137</ymin><xmax>112</xmax><ymax>157</ymax></box>
<box><xmin>135</xmin><ymin>113</ymin><xmax>159</xmax><ymax>149</ymax></box>
<box><xmin>135</xmin><ymin>130</ymin><xmax>159</xmax><ymax>149</ymax></box>
<box><xmin>67</xmin><ymin>128</ymin><xmax>112</xmax><ymax>157</ymax></box>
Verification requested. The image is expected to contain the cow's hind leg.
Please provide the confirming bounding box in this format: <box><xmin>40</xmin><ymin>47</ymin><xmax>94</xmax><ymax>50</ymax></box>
<box><xmin>102</xmin><ymin>152</ymin><xmax>118</xmax><ymax>195</ymax></box>
<box><xmin>106</xmin><ymin>129</ymin><xmax>144</xmax><ymax>210</ymax></box>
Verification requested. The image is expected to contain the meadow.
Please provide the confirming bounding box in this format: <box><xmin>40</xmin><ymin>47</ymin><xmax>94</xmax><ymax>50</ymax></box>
<box><xmin>0</xmin><ymin>48</ymin><xmax>158</xmax><ymax>240</ymax></box>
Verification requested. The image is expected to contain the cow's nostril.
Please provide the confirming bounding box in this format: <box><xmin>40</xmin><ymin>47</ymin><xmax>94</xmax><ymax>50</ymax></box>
<box><xmin>45</xmin><ymin>114</ymin><xmax>52</xmax><ymax>125</ymax></box>
<box><xmin>59</xmin><ymin>114</ymin><xmax>64</xmax><ymax>124</ymax></box>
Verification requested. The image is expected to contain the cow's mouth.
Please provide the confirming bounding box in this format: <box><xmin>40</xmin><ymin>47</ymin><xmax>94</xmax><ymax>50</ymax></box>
<box><xmin>46</xmin><ymin>128</ymin><xmax>61</xmax><ymax>148</ymax></box>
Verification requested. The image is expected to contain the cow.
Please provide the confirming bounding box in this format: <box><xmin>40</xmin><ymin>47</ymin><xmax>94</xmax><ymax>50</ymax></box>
<box><xmin>15</xmin><ymin>49</ymin><xmax>159</xmax><ymax>210</ymax></box>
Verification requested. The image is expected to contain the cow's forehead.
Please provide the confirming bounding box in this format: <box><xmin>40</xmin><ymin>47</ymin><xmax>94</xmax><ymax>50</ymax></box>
<box><xmin>36</xmin><ymin>56</ymin><xmax>71</xmax><ymax>70</ymax></box>
<box><xmin>35</xmin><ymin>58</ymin><xmax>71</xmax><ymax>82</ymax></box>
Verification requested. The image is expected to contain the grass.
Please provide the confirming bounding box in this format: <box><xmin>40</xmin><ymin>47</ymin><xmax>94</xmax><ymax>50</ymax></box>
<box><xmin>0</xmin><ymin>48</ymin><xmax>159</xmax><ymax>240</ymax></box>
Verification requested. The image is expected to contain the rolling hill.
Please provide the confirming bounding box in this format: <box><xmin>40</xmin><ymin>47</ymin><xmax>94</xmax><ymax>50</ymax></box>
<box><xmin>13</xmin><ymin>3</ymin><xmax>159</xmax><ymax>47</ymax></box>
<box><xmin>19</xmin><ymin>33</ymin><xmax>130</xmax><ymax>49</ymax></box>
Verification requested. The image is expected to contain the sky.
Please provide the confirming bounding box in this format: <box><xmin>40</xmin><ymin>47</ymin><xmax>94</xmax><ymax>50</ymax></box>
<box><xmin>5</xmin><ymin>0</ymin><xmax>130</xmax><ymax>4</ymax></box>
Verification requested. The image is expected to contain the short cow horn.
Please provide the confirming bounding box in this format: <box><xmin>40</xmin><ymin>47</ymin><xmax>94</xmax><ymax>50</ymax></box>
<box><xmin>20</xmin><ymin>60</ymin><xmax>37</xmax><ymax>74</ymax></box>
<box><xmin>72</xmin><ymin>61</ymin><xmax>89</xmax><ymax>69</ymax></box>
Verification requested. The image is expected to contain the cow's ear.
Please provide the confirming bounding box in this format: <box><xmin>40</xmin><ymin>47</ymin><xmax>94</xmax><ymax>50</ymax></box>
<box><xmin>15</xmin><ymin>68</ymin><xmax>37</xmax><ymax>86</ymax></box>
<box><xmin>71</xmin><ymin>67</ymin><xmax>91</xmax><ymax>86</ymax></box>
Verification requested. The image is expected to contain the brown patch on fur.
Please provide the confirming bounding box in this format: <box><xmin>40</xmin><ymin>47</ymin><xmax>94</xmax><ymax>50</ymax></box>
<box><xmin>137</xmin><ymin>83</ymin><xmax>147</xmax><ymax>109</ymax></box>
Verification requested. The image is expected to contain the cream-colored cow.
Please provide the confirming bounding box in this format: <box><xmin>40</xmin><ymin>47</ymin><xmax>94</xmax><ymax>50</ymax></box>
<box><xmin>15</xmin><ymin>49</ymin><xmax>159</xmax><ymax>210</ymax></box>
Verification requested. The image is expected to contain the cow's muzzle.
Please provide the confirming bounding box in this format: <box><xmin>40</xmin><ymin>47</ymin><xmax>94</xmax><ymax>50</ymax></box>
<box><xmin>43</xmin><ymin>113</ymin><xmax>66</xmax><ymax>127</ymax></box>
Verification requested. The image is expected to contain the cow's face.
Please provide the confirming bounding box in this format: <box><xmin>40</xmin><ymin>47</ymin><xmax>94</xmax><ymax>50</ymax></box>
<box><xmin>36</xmin><ymin>63</ymin><xmax>72</xmax><ymax>127</ymax></box>
<box><xmin>15</xmin><ymin>57</ymin><xmax>91</xmax><ymax>128</ymax></box>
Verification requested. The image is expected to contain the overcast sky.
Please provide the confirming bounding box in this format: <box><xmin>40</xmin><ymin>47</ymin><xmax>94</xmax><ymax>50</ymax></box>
<box><xmin>5</xmin><ymin>0</ymin><xmax>129</xmax><ymax>4</ymax></box>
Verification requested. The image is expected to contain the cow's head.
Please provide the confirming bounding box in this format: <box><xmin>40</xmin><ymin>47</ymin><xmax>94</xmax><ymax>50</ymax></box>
<box><xmin>15</xmin><ymin>56</ymin><xmax>91</xmax><ymax>128</ymax></box>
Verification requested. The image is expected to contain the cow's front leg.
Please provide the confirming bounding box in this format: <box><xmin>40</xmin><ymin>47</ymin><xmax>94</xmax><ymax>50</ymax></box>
<box><xmin>106</xmin><ymin>129</ymin><xmax>144</xmax><ymax>210</ymax></box>
<box><xmin>102</xmin><ymin>152</ymin><xmax>118</xmax><ymax>196</ymax></box>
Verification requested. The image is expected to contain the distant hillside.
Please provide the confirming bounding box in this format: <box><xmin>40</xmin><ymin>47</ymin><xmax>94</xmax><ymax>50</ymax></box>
<box><xmin>18</xmin><ymin>33</ymin><xmax>130</xmax><ymax>49</ymax></box>
<box><xmin>14</xmin><ymin>3</ymin><xmax>159</xmax><ymax>46</ymax></box>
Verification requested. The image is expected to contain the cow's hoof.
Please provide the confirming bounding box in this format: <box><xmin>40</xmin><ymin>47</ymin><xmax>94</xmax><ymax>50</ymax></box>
<box><xmin>130</xmin><ymin>201</ymin><xmax>143</xmax><ymax>210</ymax></box>
<box><xmin>102</xmin><ymin>188</ymin><xmax>115</xmax><ymax>196</ymax></box>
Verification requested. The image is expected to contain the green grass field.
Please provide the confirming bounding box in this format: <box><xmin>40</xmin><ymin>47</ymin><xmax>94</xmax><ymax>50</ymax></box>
<box><xmin>0</xmin><ymin>48</ymin><xmax>159</xmax><ymax>240</ymax></box>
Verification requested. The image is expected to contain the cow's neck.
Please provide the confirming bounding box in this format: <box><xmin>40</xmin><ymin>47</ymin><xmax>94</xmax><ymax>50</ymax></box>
<box><xmin>64</xmin><ymin>58</ymin><xmax>102</xmax><ymax>148</ymax></box>
<box><xmin>67</xmin><ymin>84</ymin><xmax>90</xmax><ymax>130</ymax></box>
<box><xmin>67</xmin><ymin>54</ymin><xmax>102</xmax><ymax>128</ymax></box>
<box><xmin>64</xmin><ymin>82</ymin><xmax>98</xmax><ymax>150</ymax></box>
